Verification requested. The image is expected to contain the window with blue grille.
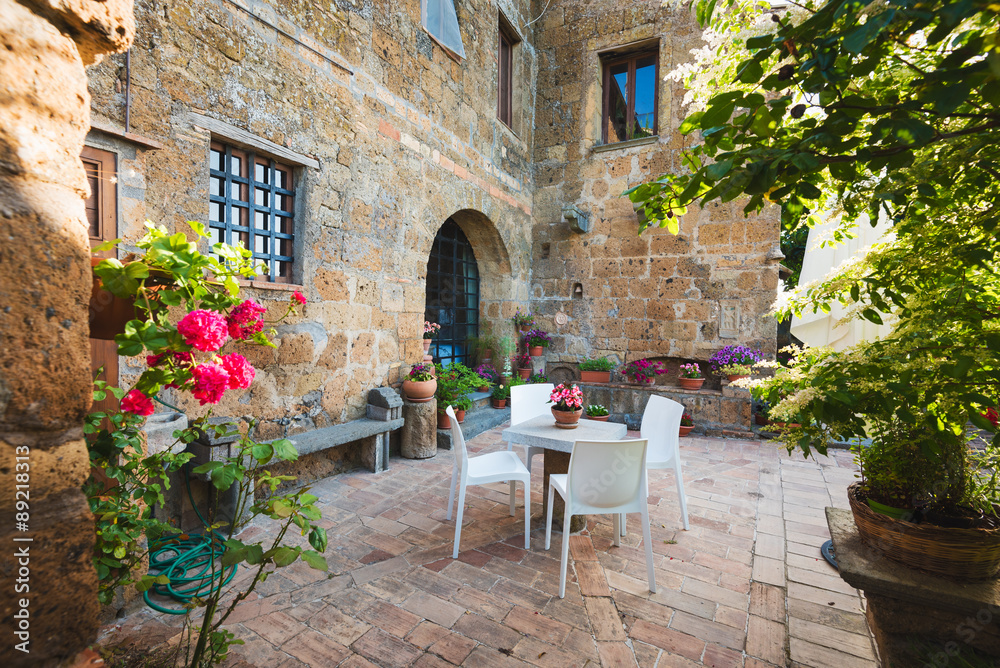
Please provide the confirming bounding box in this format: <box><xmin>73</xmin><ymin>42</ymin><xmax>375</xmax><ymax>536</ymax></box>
<box><xmin>209</xmin><ymin>141</ymin><xmax>295</xmax><ymax>283</ymax></box>
<box><xmin>426</xmin><ymin>219</ymin><xmax>480</xmax><ymax>367</ymax></box>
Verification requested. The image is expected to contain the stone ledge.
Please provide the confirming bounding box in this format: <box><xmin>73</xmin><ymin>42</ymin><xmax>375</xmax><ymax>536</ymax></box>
<box><xmin>827</xmin><ymin>507</ymin><xmax>1000</xmax><ymax>614</ymax></box>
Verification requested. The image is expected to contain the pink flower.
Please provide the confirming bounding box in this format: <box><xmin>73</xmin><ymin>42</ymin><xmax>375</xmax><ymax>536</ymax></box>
<box><xmin>121</xmin><ymin>389</ymin><xmax>155</xmax><ymax>416</ymax></box>
<box><xmin>190</xmin><ymin>362</ymin><xmax>231</xmax><ymax>405</ymax></box>
<box><xmin>227</xmin><ymin>299</ymin><xmax>267</xmax><ymax>340</ymax></box>
<box><xmin>219</xmin><ymin>353</ymin><xmax>255</xmax><ymax>390</ymax></box>
<box><xmin>178</xmin><ymin>309</ymin><xmax>229</xmax><ymax>352</ymax></box>
<box><xmin>292</xmin><ymin>291</ymin><xmax>307</xmax><ymax>305</ymax></box>
<box><xmin>147</xmin><ymin>353</ymin><xmax>165</xmax><ymax>367</ymax></box>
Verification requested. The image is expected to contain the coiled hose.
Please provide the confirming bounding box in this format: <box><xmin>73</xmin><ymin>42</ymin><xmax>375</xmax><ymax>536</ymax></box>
<box><xmin>142</xmin><ymin>464</ymin><xmax>237</xmax><ymax>614</ymax></box>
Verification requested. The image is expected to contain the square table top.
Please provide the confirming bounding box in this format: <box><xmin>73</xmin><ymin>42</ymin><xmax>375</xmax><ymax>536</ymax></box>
<box><xmin>501</xmin><ymin>415</ymin><xmax>628</xmax><ymax>454</ymax></box>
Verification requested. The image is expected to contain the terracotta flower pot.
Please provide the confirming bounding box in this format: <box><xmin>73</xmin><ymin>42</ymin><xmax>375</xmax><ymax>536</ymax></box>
<box><xmin>529</xmin><ymin>345</ymin><xmax>544</xmax><ymax>357</ymax></box>
<box><xmin>455</xmin><ymin>408</ymin><xmax>466</xmax><ymax>423</ymax></box>
<box><xmin>518</xmin><ymin>367</ymin><xmax>532</xmax><ymax>379</ymax></box>
<box><xmin>679</xmin><ymin>425</ymin><xmax>694</xmax><ymax>437</ymax></box>
<box><xmin>579</xmin><ymin>371</ymin><xmax>611</xmax><ymax>384</ymax></box>
<box><xmin>402</xmin><ymin>378</ymin><xmax>436</xmax><ymax>403</ymax></box>
<box><xmin>678</xmin><ymin>377</ymin><xmax>705</xmax><ymax>390</ymax></box>
<box><xmin>727</xmin><ymin>374</ymin><xmax>749</xmax><ymax>382</ymax></box>
<box><xmin>551</xmin><ymin>407</ymin><xmax>583</xmax><ymax>428</ymax></box>
<box><xmin>586</xmin><ymin>415</ymin><xmax>609</xmax><ymax>422</ymax></box>
<box><xmin>478</xmin><ymin>385</ymin><xmax>490</xmax><ymax>393</ymax></box>
<box><xmin>754</xmin><ymin>414</ymin><xmax>771</xmax><ymax>426</ymax></box>
<box><xmin>492</xmin><ymin>399</ymin><xmax>506</xmax><ymax>408</ymax></box>
<box><xmin>422</xmin><ymin>339</ymin><xmax>431</xmax><ymax>353</ymax></box>
<box><xmin>518</xmin><ymin>325</ymin><xmax>531</xmax><ymax>333</ymax></box>
<box><xmin>437</xmin><ymin>410</ymin><xmax>451</xmax><ymax>430</ymax></box>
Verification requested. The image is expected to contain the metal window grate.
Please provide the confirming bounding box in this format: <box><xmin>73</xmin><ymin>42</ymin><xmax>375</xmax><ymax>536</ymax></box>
<box><xmin>426</xmin><ymin>219</ymin><xmax>480</xmax><ymax>367</ymax></box>
<box><xmin>209</xmin><ymin>141</ymin><xmax>295</xmax><ymax>282</ymax></box>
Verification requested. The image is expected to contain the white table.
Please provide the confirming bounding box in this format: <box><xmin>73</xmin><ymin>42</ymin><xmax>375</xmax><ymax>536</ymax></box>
<box><xmin>502</xmin><ymin>415</ymin><xmax>628</xmax><ymax>529</ymax></box>
<box><xmin>500</xmin><ymin>415</ymin><xmax>627</xmax><ymax>453</ymax></box>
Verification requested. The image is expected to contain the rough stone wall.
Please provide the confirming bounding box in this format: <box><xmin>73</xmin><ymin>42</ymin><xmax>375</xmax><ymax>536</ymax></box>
<box><xmin>529</xmin><ymin>0</ymin><xmax>781</xmax><ymax>382</ymax></box>
<box><xmin>0</xmin><ymin>1</ymin><xmax>134</xmax><ymax>665</ymax></box>
<box><xmin>84</xmin><ymin>0</ymin><xmax>538</xmax><ymax>438</ymax></box>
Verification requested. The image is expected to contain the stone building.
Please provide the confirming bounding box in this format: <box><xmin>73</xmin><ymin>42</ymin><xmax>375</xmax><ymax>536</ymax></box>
<box><xmin>82</xmin><ymin>0</ymin><xmax>779</xmax><ymax>450</ymax></box>
<box><xmin>1</xmin><ymin>0</ymin><xmax>781</xmax><ymax>663</ymax></box>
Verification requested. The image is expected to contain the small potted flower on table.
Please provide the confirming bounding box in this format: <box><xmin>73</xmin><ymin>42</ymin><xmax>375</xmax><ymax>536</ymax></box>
<box><xmin>677</xmin><ymin>362</ymin><xmax>705</xmax><ymax>390</ymax></box>
<box><xmin>585</xmin><ymin>404</ymin><xmax>610</xmax><ymax>422</ymax></box>
<box><xmin>548</xmin><ymin>383</ymin><xmax>584</xmax><ymax>428</ymax></box>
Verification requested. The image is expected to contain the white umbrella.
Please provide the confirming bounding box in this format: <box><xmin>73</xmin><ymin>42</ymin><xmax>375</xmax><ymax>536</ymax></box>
<box><xmin>790</xmin><ymin>213</ymin><xmax>892</xmax><ymax>351</ymax></box>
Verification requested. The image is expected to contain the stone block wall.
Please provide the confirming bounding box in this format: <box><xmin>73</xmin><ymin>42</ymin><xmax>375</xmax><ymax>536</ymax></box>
<box><xmin>0</xmin><ymin>1</ymin><xmax>135</xmax><ymax>665</ymax></box>
<box><xmin>84</xmin><ymin>0</ymin><xmax>540</xmax><ymax>438</ymax></box>
<box><xmin>528</xmin><ymin>0</ymin><xmax>781</xmax><ymax>375</ymax></box>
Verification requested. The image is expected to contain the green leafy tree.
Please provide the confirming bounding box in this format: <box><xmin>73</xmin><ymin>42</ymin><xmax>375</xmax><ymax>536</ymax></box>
<box><xmin>630</xmin><ymin>0</ymin><xmax>1000</xmax><ymax>514</ymax></box>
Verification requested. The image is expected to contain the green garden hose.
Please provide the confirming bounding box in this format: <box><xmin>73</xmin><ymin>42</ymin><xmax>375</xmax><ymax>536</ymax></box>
<box><xmin>142</xmin><ymin>463</ymin><xmax>237</xmax><ymax>614</ymax></box>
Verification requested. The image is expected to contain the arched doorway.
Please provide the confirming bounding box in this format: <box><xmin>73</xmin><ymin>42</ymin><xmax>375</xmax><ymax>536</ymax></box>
<box><xmin>426</xmin><ymin>218</ymin><xmax>480</xmax><ymax>367</ymax></box>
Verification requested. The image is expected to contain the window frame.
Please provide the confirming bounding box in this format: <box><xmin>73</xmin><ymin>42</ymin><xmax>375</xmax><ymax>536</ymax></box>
<box><xmin>81</xmin><ymin>145</ymin><xmax>117</xmax><ymax>257</ymax></box>
<box><xmin>425</xmin><ymin>219</ymin><xmax>480</xmax><ymax>368</ymax></box>
<box><xmin>601</xmin><ymin>48</ymin><xmax>660</xmax><ymax>145</ymax></box>
<box><xmin>497</xmin><ymin>14</ymin><xmax>520</xmax><ymax>129</ymax></box>
<box><xmin>209</xmin><ymin>141</ymin><xmax>296</xmax><ymax>284</ymax></box>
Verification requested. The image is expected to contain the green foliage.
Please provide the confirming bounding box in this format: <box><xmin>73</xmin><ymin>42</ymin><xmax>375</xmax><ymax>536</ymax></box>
<box><xmin>585</xmin><ymin>404</ymin><xmax>610</xmax><ymax>417</ymax></box>
<box><xmin>84</xmin><ymin>223</ymin><xmax>323</xmax><ymax>666</ymax></box>
<box><xmin>579</xmin><ymin>357</ymin><xmax>616</xmax><ymax>372</ymax></box>
<box><xmin>492</xmin><ymin>383</ymin><xmax>511</xmax><ymax>400</ymax></box>
<box><xmin>630</xmin><ymin>0</ymin><xmax>1000</xmax><ymax>517</ymax></box>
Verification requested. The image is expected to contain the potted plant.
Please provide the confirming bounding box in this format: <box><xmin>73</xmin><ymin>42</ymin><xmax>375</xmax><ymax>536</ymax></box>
<box><xmin>548</xmin><ymin>383</ymin><xmax>584</xmax><ymax>428</ymax></box>
<box><xmin>677</xmin><ymin>363</ymin><xmax>705</xmax><ymax>390</ymax></box>
<box><xmin>402</xmin><ymin>363</ymin><xmax>436</xmax><ymax>403</ymax></box>
<box><xmin>423</xmin><ymin>321</ymin><xmax>441</xmax><ymax>362</ymax></box>
<box><xmin>475</xmin><ymin>362</ymin><xmax>499</xmax><ymax>391</ymax></box>
<box><xmin>468</xmin><ymin>331</ymin><xmax>496</xmax><ymax>368</ymax></box>
<box><xmin>452</xmin><ymin>394</ymin><xmax>472</xmax><ymax>423</ymax></box>
<box><xmin>491</xmin><ymin>383</ymin><xmax>510</xmax><ymax>408</ymax></box>
<box><xmin>528</xmin><ymin>372</ymin><xmax>548</xmax><ymax>384</ymax></box>
<box><xmin>622</xmin><ymin>359</ymin><xmax>667</xmax><ymax>384</ymax></box>
<box><xmin>749</xmin><ymin>344</ymin><xmax>1000</xmax><ymax>580</ymax></box>
<box><xmin>579</xmin><ymin>357</ymin><xmax>615</xmax><ymax>383</ymax></box>
<box><xmin>709</xmin><ymin>345</ymin><xmax>762</xmax><ymax>381</ymax></box>
<box><xmin>524</xmin><ymin>328</ymin><xmax>552</xmax><ymax>357</ymax></box>
<box><xmin>679</xmin><ymin>413</ymin><xmax>694</xmax><ymax>437</ymax></box>
<box><xmin>515</xmin><ymin>352</ymin><xmax>532</xmax><ymax>379</ymax></box>
<box><xmin>585</xmin><ymin>404</ymin><xmax>610</xmax><ymax>422</ymax></box>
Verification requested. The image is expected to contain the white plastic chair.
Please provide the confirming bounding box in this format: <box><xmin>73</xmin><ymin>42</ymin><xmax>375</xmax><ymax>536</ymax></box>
<box><xmin>621</xmin><ymin>395</ymin><xmax>690</xmax><ymax>536</ymax></box>
<box><xmin>545</xmin><ymin>439</ymin><xmax>656</xmax><ymax>598</ymax></box>
<box><xmin>506</xmin><ymin>382</ymin><xmax>553</xmax><ymax>496</ymax></box>
<box><xmin>445</xmin><ymin>405</ymin><xmax>531</xmax><ymax>559</ymax></box>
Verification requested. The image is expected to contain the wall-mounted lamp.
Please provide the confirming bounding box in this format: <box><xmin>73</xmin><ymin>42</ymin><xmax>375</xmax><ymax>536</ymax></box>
<box><xmin>562</xmin><ymin>205</ymin><xmax>591</xmax><ymax>234</ymax></box>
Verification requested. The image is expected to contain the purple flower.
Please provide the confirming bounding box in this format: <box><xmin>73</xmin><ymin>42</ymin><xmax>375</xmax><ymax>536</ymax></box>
<box><xmin>709</xmin><ymin>345</ymin><xmax>763</xmax><ymax>372</ymax></box>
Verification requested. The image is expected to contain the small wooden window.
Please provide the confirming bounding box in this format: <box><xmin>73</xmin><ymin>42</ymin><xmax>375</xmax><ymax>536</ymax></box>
<box><xmin>81</xmin><ymin>146</ymin><xmax>117</xmax><ymax>257</ymax></box>
<box><xmin>209</xmin><ymin>141</ymin><xmax>295</xmax><ymax>283</ymax></box>
<box><xmin>602</xmin><ymin>49</ymin><xmax>659</xmax><ymax>144</ymax></box>
<box><xmin>497</xmin><ymin>17</ymin><xmax>520</xmax><ymax>128</ymax></box>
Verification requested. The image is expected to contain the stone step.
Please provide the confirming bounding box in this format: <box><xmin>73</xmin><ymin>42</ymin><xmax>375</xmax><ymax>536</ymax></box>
<box><xmin>436</xmin><ymin>398</ymin><xmax>510</xmax><ymax>450</ymax></box>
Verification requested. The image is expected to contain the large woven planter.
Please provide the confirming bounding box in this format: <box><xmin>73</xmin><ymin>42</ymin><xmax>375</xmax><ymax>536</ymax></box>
<box><xmin>847</xmin><ymin>482</ymin><xmax>1000</xmax><ymax>581</ymax></box>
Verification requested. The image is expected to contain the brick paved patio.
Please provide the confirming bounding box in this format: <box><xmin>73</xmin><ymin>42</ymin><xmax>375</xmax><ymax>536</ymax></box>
<box><xmin>107</xmin><ymin>426</ymin><xmax>879</xmax><ymax>667</ymax></box>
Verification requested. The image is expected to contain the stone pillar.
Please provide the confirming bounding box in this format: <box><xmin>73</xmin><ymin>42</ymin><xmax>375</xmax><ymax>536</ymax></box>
<box><xmin>0</xmin><ymin>2</ymin><xmax>134</xmax><ymax>664</ymax></box>
<box><xmin>402</xmin><ymin>398</ymin><xmax>438</xmax><ymax>459</ymax></box>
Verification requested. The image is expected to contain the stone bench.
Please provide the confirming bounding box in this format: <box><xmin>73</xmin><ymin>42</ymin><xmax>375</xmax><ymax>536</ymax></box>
<box><xmin>288</xmin><ymin>388</ymin><xmax>403</xmax><ymax>473</ymax></box>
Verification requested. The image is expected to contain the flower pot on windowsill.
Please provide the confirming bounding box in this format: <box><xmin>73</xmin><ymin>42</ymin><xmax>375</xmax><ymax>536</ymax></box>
<box><xmin>580</xmin><ymin>371</ymin><xmax>611</xmax><ymax>384</ymax></box>
<box><xmin>518</xmin><ymin>367</ymin><xmax>532</xmax><ymax>379</ymax></box>
<box><xmin>551</xmin><ymin>407</ymin><xmax>583</xmax><ymax>428</ymax></box>
<box><xmin>402</xmin><ymin>378</ymin><xmax>436</xmax><ymax>403</ymax></box>
<box><xmin>678</xmin><ymin>378</ymin><xmax>705</xmax><ymax>390</ymax></box>
<box><xmin>679</xmin><ymin>425</ymin><xmax>694</xmax><ymax>437</ymax></box>
<box><xmin>528</xmin><ymin>345</ymin><xmax>544</xmax><ymax>357</ymax></box>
